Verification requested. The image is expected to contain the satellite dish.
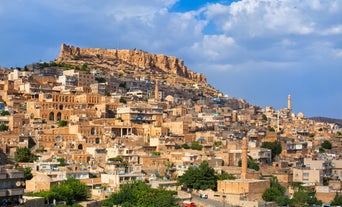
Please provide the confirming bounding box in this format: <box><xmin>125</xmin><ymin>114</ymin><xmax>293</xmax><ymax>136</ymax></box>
<box><xmin>16</xmin><ymin>181</ymin><xmax>21</xmax><ymax>187</ymax></box>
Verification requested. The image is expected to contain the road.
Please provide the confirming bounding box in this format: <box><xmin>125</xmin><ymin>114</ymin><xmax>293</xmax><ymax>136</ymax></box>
<box><xmin>191</xmin><ymin>193</ymin><xmax>233</xmax><ymax>207</ymax></box>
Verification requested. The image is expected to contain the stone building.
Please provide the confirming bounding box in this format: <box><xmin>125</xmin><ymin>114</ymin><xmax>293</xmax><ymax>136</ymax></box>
<box><xmin>0</xmin><ymin>165</ymin><xmax>25</xmax><ymax>205</ymax></box>
<box><xmin>217</xmin><ymin>137</ymin><xmax>269</xmax><ymax>206</ymax></box>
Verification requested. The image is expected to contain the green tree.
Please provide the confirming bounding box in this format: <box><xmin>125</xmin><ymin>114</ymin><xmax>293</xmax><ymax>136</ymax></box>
<box><xmin>261</xmin><ymin>141</ymin><xmax>282</xmax><ymax>160</ymax></box>
<box><xmin>27</xmin><ymin>177</ymin><xmax>89</xmax><ymax>205</ymax></box>
<box><xmin>178</xmin><ymin>161</ymin><xmax>218</xmax><ymax>190</ymax></box>
<box><xmin>51</xmin><ymin>177</ymin><xmax>89</xmax><ymax>205</ymax></box>
<box><xmin>268</xmin><ymin>126</ymin><xmax>275</xmax><ymax>132</ymax></box>
<box><xmin>14</xmin><ymin>147</ymin><xmax>36</xmax><ymax>162</ymax></box>
<box><xmin>190</xmin><ymin>141</ymin><xmax>203</xmax><ymax>150</ymax></box>
<box><xmin>262</xmin><ymin>187</ymin><xmax>283</xmax><ymax>202</ymax></box>
<box><xmin>151</xmin><ymin>151</ymin><xmax>161</xmax><ymax>156</ymax></box>
<box><xmin>80</xmin><ymin>63</ymin><xmax>88</xmax><ymax>71</ymax></box>
<box><xmin>247</xmin><ymin>158</ymin><xmax>259</xmax><ymax>171</ymax></box>
<box><xmin>119</xmin><ymin>97</ymin><xmax>127</xmax><ymax>104</ymax></box>
<box><xmin>57</xmin><ymin>120</ymin><xmax>68</xmax><ymax>127</ymax></box>
<box><xmin>331</xmin><ymin>193</ymin><xmax>342</xmax><ymax>206</ymax></box>
<box><xmin>108</xmin><ymin>156</ymin><xmax>123</xmax><ymax>162</ymax></box>
<box><xmin>214</xmin><ymin>141</ymin><xmax>222</xmax><ymax>147</ymax></box>
<box><xmin>217</xmin><ymin>171</ymin><xmax>236</xmax><ymax>180</ymax></box>
<box><xmin>26</xmin><ymin>190</ymin><xmax>55</xmax><ymax>204</ymax></box>
<box><xmin>238</xmin><ymin>157</ymin><xmax>260</xmax><ymax>171</ymax></box>
<box><xmin>262</xmin><ymin>114</ymin><xmax>267</xmax><ymax>121</ymax></box>
<box><xmin>321</xmin><ymin>140</ymin><xmax>332</xmax><ymax>149</ymax></box>
<box><xmin>119</xmin><ymin>82</ymin><xmax>126</xmax><ymax>88</ymax></box>
<box><xmin>262</xmin><ymin>177</ymin><xmax>289</xmax><ymax>206</ymax></box>
<box><xmin>23</xmin><ymin>167</ymin><xmax>33</xmax><ymax>180</ymax></box>
<box><xmin>57</xmin><ymin>158</ymin><xmax>66</xmax><ymax>166</ymax></box>
<box><xmin>181</xmin><ymin>143</ymin><xmax>190</xmax><ymax>149</ymax></box>
<box><xmin>17</xmin><ymin>166</ymin><xmax>33</xmax><ymax>180</ymax></box>
<box><xmin>0</xmin><ymin>110</ymin><xmax>10</xmax><ymax>116</ymax></box>
<box><xmin>103</xmin><ymin>181</ymin><xmax>178</xmax><ymax>207</ymax></box>
<box><xmin>0</xmin><ymin>124</ymin><xmax>8</xmax><ymax>131</ymax></box>
<box><xmin>95</xmin><ymin>77</ymin><xmax>106</xmax><ymax>83</ymax></box>
<box><xmin>292</xmin><ymin>189</ymin><xmax>322</xmax><ymax>207</ymax></box>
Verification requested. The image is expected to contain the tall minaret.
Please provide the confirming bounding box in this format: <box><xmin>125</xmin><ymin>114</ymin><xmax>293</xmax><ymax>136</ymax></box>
<box><xmin>287</xmin><ymin>94</ymin><xmax>291</xmax><ymax>111</ymax></box>
<box><xmin>154</xmin><ymin>79</ymin><xmax>159</xmax><ymax>102</ymax></box>
<box><xmin>241</xmin><ymin>137</ymin><xmax>248</xmax><ymax>180</ymax></box>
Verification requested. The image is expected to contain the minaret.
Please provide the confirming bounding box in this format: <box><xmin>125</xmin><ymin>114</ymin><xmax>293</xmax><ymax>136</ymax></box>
<box><xmin>287</xmin><ymin>94</ymin><xmax>291</xmax><ymax>111</ymax></box>
<box><xmin>154</xmin><ymin>79</ymin><xmax>159</xmax><ymax>102</ymax></box>
<box><xmin>241</xmin><ymin>137</ymin><xmax>248</xmax><ymax>180</ymax></box>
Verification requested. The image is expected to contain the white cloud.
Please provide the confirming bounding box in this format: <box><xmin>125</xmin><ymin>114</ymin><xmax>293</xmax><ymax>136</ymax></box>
<box><xmin>335</xmin><ymin>49</ymin><xmax>342</xmax><ymax>58</ymax></box>
<box><xmin>321</xmin><ymin>25</ymin><xmax>342</xmax><ymax>35</ymax></box>
<box><xmin>190</xmin><ymin>35</ymin><xmax>236</xmax><ymax>60</ymax></box>
<box><xmin>1</xmin><ymin>0</ymin><xmax>342</xmax><ymax>117</ymax></box>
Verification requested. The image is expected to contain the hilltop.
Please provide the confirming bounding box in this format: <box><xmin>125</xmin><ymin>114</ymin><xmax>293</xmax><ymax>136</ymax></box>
<box><xmin>57</xmin><ymin>43</ymin><xmax>207</xmax><ymax>84</ymax></box>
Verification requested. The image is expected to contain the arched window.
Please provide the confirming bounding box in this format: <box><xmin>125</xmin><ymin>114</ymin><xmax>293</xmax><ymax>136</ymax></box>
<box><xmin>59</xmin><ymin>105</ymin><xmax>63</xmax><ymax>110</ymax></box>
<box><xmin>57</xmin><ymin>112</ymin><xmax>62</xmax><ymax>121</ymax></box>
<box><xmin>49</xmin><ymin>112</ymin><xmax>54</xmax><ymax>121</ymax></box>
<box><xmin>95</xmin><ymin>138</ymin><xmax>100</xmax><ymax>144</ymax></box>
<box><xmin>91</xmin><ymin>127</ymin><xmax>96</xmax><ymax>135</ymax></box>
<box><xmin>78</xmin><ymin>144</ymin><xmax>83</xmax><ymax>150</ymax></box>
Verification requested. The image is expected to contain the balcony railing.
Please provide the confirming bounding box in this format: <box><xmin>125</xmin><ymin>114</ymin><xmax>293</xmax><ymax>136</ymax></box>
<box><xmin>7</xmin><ymin>188</ymin><xmax>24</xmax><ymax>196</ymax></box>
<box><xmin>0</xmin><ymin>189</ymin><xmax>6</xmax><ymax>197</ymax></box>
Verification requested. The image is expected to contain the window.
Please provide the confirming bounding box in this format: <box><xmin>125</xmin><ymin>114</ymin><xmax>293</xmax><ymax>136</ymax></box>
<box><xmin>303</xmin><ymin>173</ymin><xmax>309</xmax><ymax>177</ymax></box>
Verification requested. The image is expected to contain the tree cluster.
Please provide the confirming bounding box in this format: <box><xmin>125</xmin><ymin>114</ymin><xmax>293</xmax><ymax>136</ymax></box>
<box><xmin>178</xmin><ymin>161</ymin><xmax>218</xmax><ymax>190</ymax></box>
<box><xmin>14</xmin><ymin>147</ymin><xmax>37</xmax><ymax>163</ymax></box>
<box><xmin>238</xmin><ymin>156</ymin><xmax>260</xmax><ymax>171</ymax></box>
<box><xmin>261</xmin><ymin>141</ymin><xmax>282</xmax><ymax>160</ymax></box>
<box><xmin>181</xmin><ymin>141</ymin><xmax>203</xmax><ymax>151</ymax></box>
<box><xmin>102</xmin><ymin>181</ymin><xmax>178</xmax><ymax>207</ymax></box>
<box><xmin>262</xmin><ymin>178</ymin><xmax>322</xmax><ymax>206</ymax></box>
<box><xmin>27</xmin><ymin>177</ymin><xmax>89</xmax><ymax>205</ymax></box>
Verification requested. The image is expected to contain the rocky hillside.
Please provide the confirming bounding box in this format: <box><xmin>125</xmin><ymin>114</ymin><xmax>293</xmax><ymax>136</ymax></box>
<box><xmin>56</xmin><ymin>43</ymin><xmax>206</xmax><ymax>84</ymax></box>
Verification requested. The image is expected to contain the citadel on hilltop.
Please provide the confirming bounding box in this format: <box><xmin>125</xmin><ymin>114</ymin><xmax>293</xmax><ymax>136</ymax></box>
<box><xmin>0</xmin><ymin>44</ymin><xmax>341</xmax><ymax>206</ymax></box>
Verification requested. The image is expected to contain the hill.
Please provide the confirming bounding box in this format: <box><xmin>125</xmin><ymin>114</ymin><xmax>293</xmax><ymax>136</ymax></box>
<box><xmin>52</xmin><ymin>43</ymin><xmax>221</xmax><ymax>98</ymax></box>
<box><xmin>57</xmin><ymin>43</ymin><xmax>206</xmax><ymax>84</ymax></box>
<box><xmin>309</xmin><ymin>117</ymin><xmax>342</xmax><ymax>128</ymax></box>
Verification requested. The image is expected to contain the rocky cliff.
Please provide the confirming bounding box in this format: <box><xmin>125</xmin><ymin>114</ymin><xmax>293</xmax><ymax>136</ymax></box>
<box><xmin>57</xmin><ymin>43</ymin><xmax>206</xmax><ymax>84</ymax></box>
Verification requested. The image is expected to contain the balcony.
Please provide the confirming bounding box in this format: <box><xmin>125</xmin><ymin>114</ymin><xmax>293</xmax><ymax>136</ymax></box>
<box><xmin>7</xmin><ymin>188</ymin><xmax>24</xmax><ymax>196</ymax></box>
<box><xmin>6</xmin><ymin>171</ymin><xmax>24</xmax><ymax>179</ymax></box>
<box><xmin>0</xmin><ymin>189</ymin><xmax>6</xmax><ymax>197</ymax></box>
<box><xmin>0</xmin><ymin>173</ymin><xmax>7</xmax><ymax>179</ymax></box>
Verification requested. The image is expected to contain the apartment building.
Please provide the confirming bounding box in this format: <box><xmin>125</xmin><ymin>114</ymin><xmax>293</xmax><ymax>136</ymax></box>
<box><xmin>0</xmin><ymin>165</ymin><xmax>25</xmax><ymax>205</ymax></box>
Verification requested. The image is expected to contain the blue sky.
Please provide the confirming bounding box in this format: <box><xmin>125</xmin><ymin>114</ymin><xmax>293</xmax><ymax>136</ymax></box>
<box><xmin>0</xmin><ymin>0</ymin><xmax>342</xmax><ymax>119</ymax></box>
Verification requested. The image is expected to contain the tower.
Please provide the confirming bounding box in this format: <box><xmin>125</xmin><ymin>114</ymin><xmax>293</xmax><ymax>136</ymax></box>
<box><xmin>287</xmin><ymin>94</ymin><xmax>291</xmax><ymax>111</ymax></box>
<box><xmin>154</xmin><ymin>79</ymin><xmax>159</xmax><ymax>102</ymax></box>
<box><xmin>241</xmin><ymin>137</ymin><xmax>248</xmax><ymax>180</ymax></box>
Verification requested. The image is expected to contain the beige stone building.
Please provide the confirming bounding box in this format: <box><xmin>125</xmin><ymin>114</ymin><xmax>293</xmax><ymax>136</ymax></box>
<box><xmin>25</xmin><ymin>173</ymin><xmax>58</xmax><ymax>192</ymax></box>
<box><xmin>293</xmin><ymin>168</ymin><xmax>323</xmax><ymax>185</ymax></box>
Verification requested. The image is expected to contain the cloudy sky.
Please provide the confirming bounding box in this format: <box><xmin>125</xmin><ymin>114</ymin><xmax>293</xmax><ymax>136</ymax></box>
<box><xmin>1</xmin><ymin>0</ymin><xmax>342</xmax><ymax>118</ymax></box>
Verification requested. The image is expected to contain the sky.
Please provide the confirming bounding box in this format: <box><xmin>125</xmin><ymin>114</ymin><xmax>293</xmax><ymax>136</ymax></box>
<box><xmin>0</xmin><ymin>0</ymin><xmax>342</xmax><ymax>119</ymax></box>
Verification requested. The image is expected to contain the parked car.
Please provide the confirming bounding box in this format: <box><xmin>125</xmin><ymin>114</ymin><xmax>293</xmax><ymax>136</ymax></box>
<box><xmin>180</xmin><ymin>200</ymin><xmax>197</xmax><ymax>207</ymax></box>
<box><xmin>199</xmin><ymin>194</ymin><xmax>208</xmax><ymax>199</ymax></box>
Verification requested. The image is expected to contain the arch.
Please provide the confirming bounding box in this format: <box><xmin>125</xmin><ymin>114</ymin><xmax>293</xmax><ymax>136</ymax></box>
<box><xmin>59</xmin><ymin>105</ymin><xmax>63</xmax><ymax>110</ymax></box>
<box><xmin>95</xmin><ymin>138</ymin><xmax>100</xmax><ymax>144</ymax></box>
<box><xmin>91</xmin><ymin>127</ymin><xmax>96</xmax><ymax>135</ymax></box>
<box><xmin>49</xmin><ymin>112</ymin><xmax>54</xmax><ymax>121</ymax></box>
<box><xmin>57</xmin><ymin>112</ymin><xmax>62</xmax><ymax>121</ymax></box>
<box><xmin>78</xmin><ymin>144</ymin><xmax>83</xmax><ymax>150</ymax></box>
